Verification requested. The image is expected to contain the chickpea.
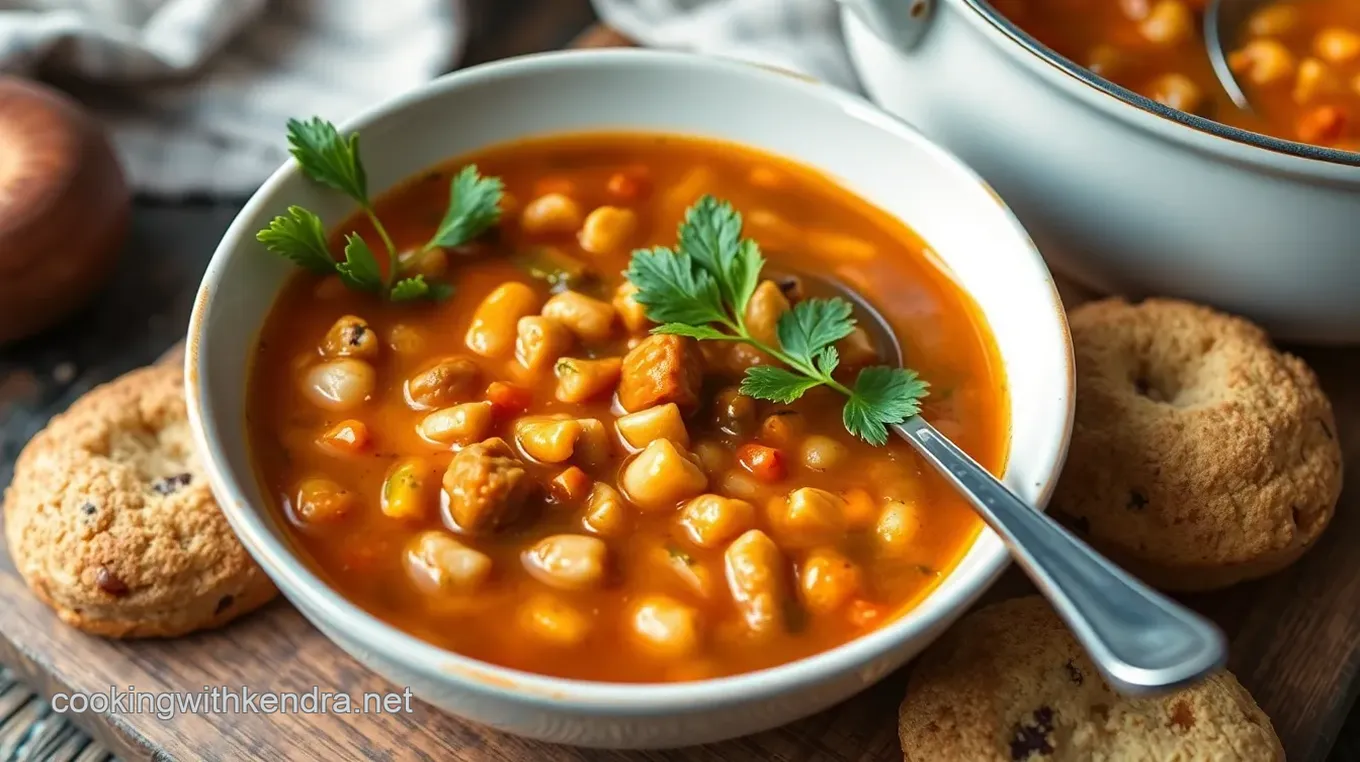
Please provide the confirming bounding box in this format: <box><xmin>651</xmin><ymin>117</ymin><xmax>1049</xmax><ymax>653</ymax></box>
<box><xmin>877</xmin><ymin>499</ymin><xmax>923</xmax><ymax>557</ymax></box>
<box><xmin>799</xmin><ymin>547</ymin><xmax>862</xmax><ymax>615</ymax></box>
<box><xmin>302</xmin><ymin>359</ymin><xmax>375</xmax><ymax>412</ymax></box>
<box><xmin>629</xmin><ymin>595</ymin><xmax>703</xmax><ymax>658</ymax></box>
<box><xmin>719</xmin><ymin>469</ymin><xmax>764</xmax><ymax>501</ymax></box>
<box><xmin>582</xmin><ymin>483</ymin><xmax>629</xmax><ymax>537</ymax></box>
<box><xmin>743</xmin><ymin>280</ymin><xmax>790</xmax><ymax>347</ymax></box>
<box><xmin>405</xmin><ymin>356</ymin><xmax>480</xmax><ymax>410</ymax></box>
<box><xmin>1145</xmin><ymin>73</ymin><xmax>1204</xmax><ymax>113</ymax></box>
<box><xmin>514</xmin><ymin>415</ymin><xmax>582</xmax><ymax>464</ymax></box>
<box><xmin>466</xmin><ymin>282</ymin><xmax>542</xmax><ymax>359</ymax></box>
<box><xmin>320</xmin><ymin>315</ymin><xmax>379</xmax><ymax>360</ymax></box>
<box><xmin>1315</xmin><ymin>27</ymin><xmax>1360</xmax><ymax>66</ymax></box>
<box><xmin>418</xmin><ymin>401</ymin><xmax>494</xmax><ymax>446</ymax></box>
<box><xmin>549</xmin><ymin>466</ymin><xmax>593</xmax><ymax>504</ymax></box>
<box><xmin>621</xmin><ymin>439</ymin><xmax>709</xmax><ymax>511</ymax></box>
<box><xmin>800</xmin><ymin>435</ymin><xmax>848</xmax><ymax>472</ymax></box>
<box><xmin>1228</xmin><ymin>39</ymin><xmax>1296</xmax><ymax>86</ymax></box>
<box><xmin>519</xmin><ymin>594</ymin><xmax>591</xmax><ymax>647</ymax></box>
<box><xmin>769</xmin><ymin>488</ymin><xmax>847</xmax><ymax>548</ymax></box>
<box><xmin>578</xmin><ymin>206</ymin><xmax>638</xmax><ymax>255</ymax></box>
<box><xmin>521</xmin><ymin>193</ymin><xmax>583</xmax><ymax>235</ymax></box>
<box><xmin>294</xmin><ymin>477</ymin><xmax>354</xmax><ymax>524</ymax></box>
<box><xmin>1294</xmin><ymin>57</ymin><xmax>1339</xmax><ymax>105</ymax></box>
<box><xmin>714</xmin><ymin>387</ymin><xmax>757</xmax><ymax>436</ymax></box>
<box><xmin>724</xmin><ymin>530</ymin><xmax>789</xmax><ymax>637</ymax></box>
<box><xmin>387</xmin><ymin>323</ymin><xmax>427</xmax><ymax>355</ymax></box>
<box><xmin>554</xmin><ymin>357</ymin><xmax>623</xmax><ymax>403</ymax></box>
<box><xmin>613</xmin><ymin>281</ymin><xmax>652</xmax><ymax>334</ymax></box>
<box><xmin>522</xmin><ymin>534</ymin><xmax>609</xmax><ymax>591</ymax></box>
<box><xmin>317</xmin><ymin>419</ymin><xmax>369</xmax><ymax>455</ymax></box>
<box><xmin>680</xmin><ymin>494</ymin><xmax>757</xmax><ymax>548</ymax></box>
<box><xmin>836</xmin><ymin>326</ymin><xmax>880</xmax><ymax>368</ymax></box>
<box><xmin>691</xmin><ymin>439</ymin><xmax>730</xmax><ymax>474</ymax></box>
<box><xmin>759</xmin><ymin>410</ymin><xmax>806</xmax><ymax>447</ymax></box>
<box><xmin>1247</xmin><ymin>4</ymin><xmax>1299</xmax><ymax>37</ymax></box>
<box><xmin>842</xmin><ymin>487</ymin><xmax>878</xmax><ymax>530</ymax></box>
<box><xmin>541</xmin><ymin>291</ymin><xmax>616</xmax><ymax>342</ymax></box>
<box><xmin>405</xmin><ymin>530</ymin><xmax>492</xmax><ymax>595</ymax></box>
<box><xmin>515</xmin><ymin>316</ymin><xmax>573</xmax><ymax>374</ymax></box>
<box><xmin>1138</xmin><ymin>0</ymin><xmax>1192</xmax><ymax>46</ymax></box>
<box><xmin>616</xmin><ymin>403</ymin><xmax>690</xmax><ymax>450</ymax></box>
<box><xmin>1087</xmin><ymin>44</ymin><xmax>1126</xmax><ymax>77</ymax></box>
<box><xmin>658</xmin><ymin>543</ymin><xmax>719</xmax><ymax>599</ymax></box>
<box><xmin>381</xmin><ymin>457</ymin><xmax>435</xmax><ymax>521</ymax></box>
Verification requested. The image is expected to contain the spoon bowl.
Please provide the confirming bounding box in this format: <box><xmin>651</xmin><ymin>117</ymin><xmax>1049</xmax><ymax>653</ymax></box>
<box><xmin>793</xmin><ymin>267</ymin><xmax>1230</xmax><ymax>696</ymax></box>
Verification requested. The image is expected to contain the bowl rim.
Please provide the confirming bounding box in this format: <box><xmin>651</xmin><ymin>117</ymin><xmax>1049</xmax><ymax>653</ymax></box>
<box><xmin>954</xmin><ymin>0</ymin><xmax>1360</xmax><ymax>169</ymax></box>
<box><xmin>186</xmin><ymin>47</ymin><xmax>1075</xmax><ymax>710</ymax></box>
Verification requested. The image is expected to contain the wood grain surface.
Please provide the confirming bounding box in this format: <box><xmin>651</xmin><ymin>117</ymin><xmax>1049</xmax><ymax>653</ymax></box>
<box><xmin>2</xmin><ymin>15</ymin><xmax>1359</xmax><ymax>762</ymax></box>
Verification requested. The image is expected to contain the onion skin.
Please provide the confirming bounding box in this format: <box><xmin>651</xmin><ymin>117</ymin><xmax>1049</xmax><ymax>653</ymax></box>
<box><xmin>0</xmin><ymin>76</ymin><xmax>130</xmax><ymax>345</ymax></box>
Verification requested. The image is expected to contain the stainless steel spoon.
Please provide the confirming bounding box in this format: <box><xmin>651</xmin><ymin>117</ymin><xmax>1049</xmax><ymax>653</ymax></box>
<box><xmin>792</xmin><ymin>270</ymin><xmax>1229</xmax><ymax>696</ymax></box>
<box><xmin>1205</xmin><ymin>0</ymin><xmax>1265</xmax><ymax>111</ymax></box>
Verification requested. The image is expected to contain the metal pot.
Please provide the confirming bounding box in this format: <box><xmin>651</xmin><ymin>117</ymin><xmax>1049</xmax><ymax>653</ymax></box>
<box><xmin>840</xmin><ymin>0</ymin><xmax>1360</xmax><ymax>343</ymax></box>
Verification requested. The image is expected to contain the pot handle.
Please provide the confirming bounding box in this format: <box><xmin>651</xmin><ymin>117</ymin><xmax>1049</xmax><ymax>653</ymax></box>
<box><xmin>837</xmin><ymin>0</ymin><xmax>935</xmax><ymax>52</ymax></box>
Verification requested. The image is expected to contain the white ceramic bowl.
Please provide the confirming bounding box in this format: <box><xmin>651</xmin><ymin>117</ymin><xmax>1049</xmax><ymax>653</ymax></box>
<box><xmin>186</xmin><ymin>49</ymin><xmax>1073</xmax><ymax>748</ymax></box>
<box><xmin>840</xmin><ymin>0</ymin><xmax>1360</xmax><ymax>344</ymax></box>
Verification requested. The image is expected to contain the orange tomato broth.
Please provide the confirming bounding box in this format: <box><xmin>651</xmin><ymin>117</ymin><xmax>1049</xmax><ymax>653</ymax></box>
<box><xmin>993</xmin><ymin>0</ymin><xmax>1360</xmax><ymax>149</ymax></box>
<box><xmin>246</xmin><ymin>133</ymin><xmax>1009</xmax><ymax>682</ymax></box>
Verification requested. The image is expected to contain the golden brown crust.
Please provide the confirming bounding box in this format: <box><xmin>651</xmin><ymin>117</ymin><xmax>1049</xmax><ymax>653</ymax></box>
<box><xmin>1054</xmin><ymin>298</ymin><xmax>1342</xmax><ymax>592</ymax></box>
<box><xmin>899</xmin><ymin>597</ymin><xmax>1284</xmax><ymax>762</ymax></box>
<box><xmin>2</xmin><ymin>363</ymin><xmax>275</xmax><ymax>637</ymax></box>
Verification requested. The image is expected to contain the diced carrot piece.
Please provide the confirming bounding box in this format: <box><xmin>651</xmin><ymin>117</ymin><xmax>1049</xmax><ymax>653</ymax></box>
<box><xmin>842</xmin><ymin>488</ymin><xmax>878</xmax><ymax>530</ymax></box>
<box><xmin>317</xmin><ymin>419</ymin><xmax>370</xmax><ymax>455</ymax></box>
<box><xmin>606</xmin><ymin>166</ymin><xmax>651</xmax><ymax>202</ymax></box>
<box><xmin>548</xmin><ymin>466</ymin><xmax>593</xmax><ymax>504</ymax></box>
<box><xmin>485</xmin><ymin>381</ymin><xmax>532</xmax><ymax>416</ymax></box>
<box><xmin>848</xmin><ymin>599</ymin><xmax>887</xmax><ymax>629</ymax></box>
<box><xmin>737</xmin><ymin>443</ymin><xmax>787</xmax><ymax>483</ymax></box>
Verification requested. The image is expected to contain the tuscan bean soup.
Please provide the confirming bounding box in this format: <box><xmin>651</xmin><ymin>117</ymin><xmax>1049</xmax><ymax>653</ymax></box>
<box><xmin>246</xmin><ymin>122</ymin><xmax>1007</xmax><ymax>682</ymax></box>
<box><xmin>993</xmin><ymin>0</ymin><xmax>1360</xmax><ymax>149</ymax></box>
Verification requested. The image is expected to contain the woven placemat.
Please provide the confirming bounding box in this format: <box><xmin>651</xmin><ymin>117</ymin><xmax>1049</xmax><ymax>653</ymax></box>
<box><xmin>0</xmin><ymin>667</ymin><xmax>110</xmax><ymax>762</ymax></box>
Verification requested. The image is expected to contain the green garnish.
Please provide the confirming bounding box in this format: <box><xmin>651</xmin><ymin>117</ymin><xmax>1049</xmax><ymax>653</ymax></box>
<box><xmin>255</xmin><ymin>117</ymin><xmax>504</xmax><ymax>302</ymax></box>
<box><xmin>625</xmin><ymin>195</ymin><xmax>929</xmax><ymax>445</ymax></box>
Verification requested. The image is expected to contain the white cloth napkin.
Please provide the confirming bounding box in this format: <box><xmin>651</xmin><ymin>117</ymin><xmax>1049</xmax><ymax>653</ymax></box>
<box><xmin>591</xmin><ymin>0</ymin><xmax>860</xmax><ymax>91</ymax></box>
<box><xmin>0</xmin><ymin>0</ymin><xmax>465</xmax><ymax>196</ymax></box>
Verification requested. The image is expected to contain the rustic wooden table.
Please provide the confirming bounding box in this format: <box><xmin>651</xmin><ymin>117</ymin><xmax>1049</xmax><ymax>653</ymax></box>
<box><xmin>2</xmin><ymin>2</ymin><xmax>1358</xmax><ymax>760</ymax></box>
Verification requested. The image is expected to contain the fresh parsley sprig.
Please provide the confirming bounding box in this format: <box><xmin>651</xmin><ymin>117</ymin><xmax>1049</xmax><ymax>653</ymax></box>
<box><xmin>625</xmin><ymin>196</ymin><xmax>929</xmax><ymax>445</ymax></box>
<box><xmin>255</xmin><ymin>117</ymin><xmax>503</xmax><ymax>302</ymax></box>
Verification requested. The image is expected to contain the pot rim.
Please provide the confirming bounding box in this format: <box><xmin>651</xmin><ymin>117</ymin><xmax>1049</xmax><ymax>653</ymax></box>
<box><xmin>953</xmin><ymin>0</ymin><xmax>1360</xmax><ymax>169</ymax></box>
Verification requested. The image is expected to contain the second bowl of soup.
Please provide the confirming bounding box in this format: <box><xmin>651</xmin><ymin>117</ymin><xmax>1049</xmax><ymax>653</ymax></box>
<box><xmin>187</xmin><ymin>49</ymin><xmax>1072</xmax><ymax>746</ymax></box>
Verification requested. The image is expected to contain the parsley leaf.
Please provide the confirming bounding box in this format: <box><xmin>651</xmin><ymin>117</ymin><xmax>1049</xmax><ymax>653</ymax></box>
<box><xmin>842</xmin><ymin>367</ymin><xmax>930</xmax><ymax>446</ymax></box>
<box><xmin>626</xmin><ymin>195</ymin><xmax>930</xmax><ymax>444</ymax></box>
<box><xmin>427</xmin><ymin>165</ymin><xmax>504</xmax><ymax>249</ymax></box>
<box><xmin>336</xmin><ymin>234</ymin><xmax>383</xmax><ymax>292</ymax></box>
<box><xmin>389</xmin><ymin>276</ymin><xmax>450</xmax><ymax>302</ymax></box>
<box><xmin>286</xmin><ymin>117</ymin><xmax>369</xmax><ymax>203</ymax></box>
<box><xmin>625</xmin><ymin>247</ymin><xmax>730</xmax><ymax>326</ymax></box>
<box><xmin>256</xmin><ymin>206</ymin><xmax>335</xmax><ymax>274</ymax></box>
<box><xmin>776</xmin><ymin>298</ymin><xmax>856</xmax><ymax>360</ymax></box>
<box><xmin>739</xmin><ymin>366</ymin><xmax>822</xmax><ymax>404</ymax></box>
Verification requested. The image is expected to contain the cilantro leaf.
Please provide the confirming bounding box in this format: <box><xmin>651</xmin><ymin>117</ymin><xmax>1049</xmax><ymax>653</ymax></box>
<box><xmin>625</xmin><ymin>247</ymin><xmax>730</xmax><ymax>326</ymax></box>
<box><xmin>389</xmin><ymin>276</ymin><xmax>432</xmax><ymax>301</ymax></box>
<box><xmin>256</xmin><ymin>206</ymin><xmax>336</xmax><ymax>274</ymax></box>
<box><xmin>777</xmin><ymin>298</ymin><xmax>856</xmax><ymax>361</ymax></box>
<box><xmin>730</xmin><ymin>239</ymin><xmax>765</xmax><ymax>317</ymax></box>
<box><xmin>428</xmin><ymin>165</ymin><xmax>503</xmax><ymax>249</ymax></box>
<box><xmin>678</xmin><ymin>196</ymin><xmax>766</xmax><ymax>315</ymax></box>
<box><xmin>652</xmin><ymin>323</ymin><xmax>731</xmax><ymax>341</ymax></box>
<box><xmin>335</xmin><ymin>234</ymin><xmax>383</xmax><ymax>292</ymax></box>
<box><xmin>286</xmin><ymin>118</ymin><xmax>369</xmax><ymax>203</ymax></box>
<box><xmin>740</xmin><ymin>366</ymin><xmax>822</xmax><ymax>404</ymax></box>
<box><xmin>842</xmin><ymin>367</ymin><xmax>930</xmax><ymax>445</ymax></box>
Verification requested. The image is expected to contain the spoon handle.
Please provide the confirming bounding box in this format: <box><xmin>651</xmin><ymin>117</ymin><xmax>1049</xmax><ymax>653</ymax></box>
<box><xmin>892</xmin><ymin>416</ymin><xmax>1228</xmax><ymax>695</ymax></box>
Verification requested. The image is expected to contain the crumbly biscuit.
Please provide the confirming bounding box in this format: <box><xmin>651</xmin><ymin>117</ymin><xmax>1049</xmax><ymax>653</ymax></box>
<box><xmin>899</xmin><ymin>596</ymin><xmax>1284</xmax><ymax>762</ymax></box>
<box><xmin>3</xmin><ymin>363</ymin><xmax>275</xmax><ymax>637</ymax></box>
<box><xmin>1054</xmin><ymin>298</ymin><xmax>1342</xmax><ymax>591</ymax></box>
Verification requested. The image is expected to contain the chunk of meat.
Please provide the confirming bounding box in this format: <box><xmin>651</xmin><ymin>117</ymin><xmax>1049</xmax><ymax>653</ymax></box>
<box><xmin>617</xmin><ymin>335</ymin><xmax>704</xmax><ymax>415</ymax></box>
<box><xmin>442</xmin><ymin>438</ymin><xmax>537</xmax><ymax>534</ymax></box>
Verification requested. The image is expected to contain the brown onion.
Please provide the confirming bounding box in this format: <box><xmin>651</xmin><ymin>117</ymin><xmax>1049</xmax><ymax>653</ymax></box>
<box><xmin>0</xmin><ymin>76</ymin><xmax>129</xmax><ymax>345</ymax></box>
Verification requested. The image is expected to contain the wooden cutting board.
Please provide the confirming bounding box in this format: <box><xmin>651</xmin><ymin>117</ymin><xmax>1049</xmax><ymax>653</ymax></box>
<box><xmin>2</xmin><ymin>27</ymin><xmax>1359</xmax><ymax>762</ymax></box>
